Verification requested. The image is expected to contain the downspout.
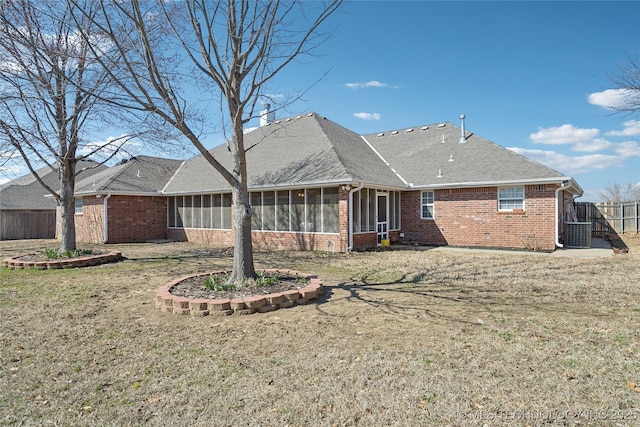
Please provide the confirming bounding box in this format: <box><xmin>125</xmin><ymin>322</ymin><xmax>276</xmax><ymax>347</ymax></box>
<box><xmin>555</xmin><ymin>182</ymin><xmax>568</xmax><ymax>248</ymax></box>
<box><xmin>103</xmin><ymin>193</ymin><xmax>112</xmax><ymax>244</ymax></box>
<box><xmin>348</xmin><ymin>183</ymin><xmax>364</xmax><ymax>251</ymax></box>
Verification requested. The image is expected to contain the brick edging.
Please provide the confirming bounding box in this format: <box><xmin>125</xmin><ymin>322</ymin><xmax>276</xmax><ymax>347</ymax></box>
<box><xmin>2</xmin><ymin>251</ymin><xmax>123</xmax><ymax>270</ymax></box>
<box><xmin>155</xmin><ymin>269</ymin><xmax>324</xmax><ymax>317</ymax></box>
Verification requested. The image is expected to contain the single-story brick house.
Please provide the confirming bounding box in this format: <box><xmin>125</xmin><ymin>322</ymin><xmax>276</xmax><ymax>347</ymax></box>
<box><xmin>71</xmin><ymin>112</ymin><xmax>583</xmax><ymax>251</ymax></box>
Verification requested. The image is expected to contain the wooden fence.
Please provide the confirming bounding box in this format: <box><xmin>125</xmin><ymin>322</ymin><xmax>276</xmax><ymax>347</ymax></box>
<box><xmin>0</xmin><ymin>210</ymin><xmax>56</xmax><ymax>240</ymax></box>
<box><xmin>575</xmin><ymin>201</ymin><xmax>640</xmax><ymax>235</ymax></box>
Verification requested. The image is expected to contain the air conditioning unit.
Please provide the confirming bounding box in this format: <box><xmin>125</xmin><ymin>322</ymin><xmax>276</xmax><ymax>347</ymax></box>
<box><xmin>565</xmin><ymin>222</ymin><xmax>592</xmax><ymax>248</ymax></box>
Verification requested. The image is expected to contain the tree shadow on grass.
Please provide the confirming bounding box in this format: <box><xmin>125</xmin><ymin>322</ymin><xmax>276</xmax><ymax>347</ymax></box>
<box><xmin>314</xmin><ymin>269</ymin><xmax>609</xmax><ymax>325</ymax></box>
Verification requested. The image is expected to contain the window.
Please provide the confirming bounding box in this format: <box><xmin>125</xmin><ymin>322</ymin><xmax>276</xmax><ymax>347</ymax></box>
<box><xmin>421</xmin><ymin>191</ymin><xmax>434</xmax><ymax>219</ymax></box>
<box><xmin>276</xmin><ymin>190</ymin><xmax>290</xmax><ymax>231</ymax></box>
<box><xmin>389</xmin><ymin>191</ymin><xmax>401</xmax><ymax>230</ymax></box>
<box><xmin>262</xmin><ymin>191</ymin><xmax>275</xmax><ymax>231</ymax></box>
<box><xmin>322</xmin><ymin>187</ymin><xmax>339</xmax><ymax>233</ymax></box>
<box><xmin>498</xmin><ymin>187</ymin><xmax>524</xmax><ymax>211</ymax></box>
<box><xmin>291</xmin><ymin>190</ymin><xmax>305</xmax><ymax>232</ymax></box>
<box><xmin>168</xmin><ymin>194</ymin><xmax>232</xmax><ymax>230</ymax></box>
<box><xmin>75</xmin><ymin>198</ymin><xmax>83</xmax><ymax>214</ymax></box>
<box><xmin>306</xmin><ymin>188</ymin><xmax>321</xmax><ymax>232</ymax></box>
<box><xmin>250</xmin><ymin>192</ymin><xmax>262</xmax><ymax>230</ymax></box>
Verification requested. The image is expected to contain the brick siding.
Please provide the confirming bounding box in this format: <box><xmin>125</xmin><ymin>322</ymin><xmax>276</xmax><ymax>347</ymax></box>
<box><xmin>71</xmin><ymin>185</ymin><xmax>566</xmax><ymax>251</ymax></box>
<box><xmin>75</xmin><ymin>195</ymin><xmax>168</xmax><ymax>244</ymax></box>
<box><xmin>399</xmin><ymin>185</ymin><xmax>561</xmax><ymax>251</ymax></box>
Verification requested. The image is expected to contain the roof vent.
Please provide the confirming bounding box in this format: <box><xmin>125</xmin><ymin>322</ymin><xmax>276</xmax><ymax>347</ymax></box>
<box><xmin>449</xmin><ymin>154</ymin><xmax>455</xmax><ymax>162</ymax></box>
<box><xmin>406</xmin><ymin>128</ymin><xmax>413</xmax><ymax>133</ymax></box>
<box><xmin>421</xmin><ymin>126</ymin><xmax>429</xmax><ymax>130</ymax></box>
<box><xmin>459</xmin><ymin>114</ymin><xmax>467</xmax><ymax>143</ymax></box>
<box><xmin>307</xmin><ymin>113</ymin><xmax>314</xmax><ymax>117</ymax></box>
<box><xmin>437</xmin><ymin>169</ymin><xmax>443</xmax><ymax>178</ymax></box>
<box><xmin>391</xmin><ymin>130</ymin><xmax>398</xmax><ymax>135</ymax></box>
<box><xmin>441</xmin><ymin>135</ymin><xmax>446</xmax><ymax>143</ymax></box>
<box><xmin>377</xmin><ymin>133</ymin><xmax>384</xmax><ymax>137</ymax></box>
<box><xmin>438</xmin><ymin>123</ymin><xmax>446</xmax><ymax>128</ymax></box>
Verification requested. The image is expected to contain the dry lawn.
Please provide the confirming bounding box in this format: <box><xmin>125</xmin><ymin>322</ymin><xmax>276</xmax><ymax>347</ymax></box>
<box><xmin>1</xmin><ymin>237</ymin><xmax>640</xmax><ymax>426</ymax></box>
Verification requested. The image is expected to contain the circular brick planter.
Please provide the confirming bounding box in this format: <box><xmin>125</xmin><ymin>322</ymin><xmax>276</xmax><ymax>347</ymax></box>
<box><xmin>2</xmin><ymin>251</ymin><xmax>123</xmax><ymax>270</ymax></box>
<box><xmin>155</xmin><ymin>269</ymin><xmax>323</xmax><ymax>317</ymax></box>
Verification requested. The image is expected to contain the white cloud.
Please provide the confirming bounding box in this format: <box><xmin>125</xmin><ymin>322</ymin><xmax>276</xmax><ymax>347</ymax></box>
<box><xmin>605</xmin><ymin>120</ymin><xmax>640</xmax><ymax>136</ymax></box>
<box><xmin>572</xmin><ymin>137</ymin><xmax>612</xmax><ymax>153</ymax></box>
<box><xmin>613</xmin><ymin>141</ymin><xmax>640</xmax><ymax>158</ymax></box>
<box><xmin>344</xmin><ymin>80</ymin><xmax>397</xmax><ymax>89</ymax></box>
<box><xmin>78</xmin><ymin>134</ymin><xmax>142</xmax><ymax>160</ymax></box>
<box><xmin>530</xmin><ymin>124</ymin><xmax>600</xmax><ymax>145</ymax></box>
<box><xmin>508</xmin><ymin>147</ymin><xmax>623</xmax><ymax>174</ymax></box>
<box><xmin>587</xmin><ymin>88</ymin><xmax>640</xmax><ymax>110</ymax></box>
<box><xmin>353</xmin><ymin>112</ymin><xmax>381</xmax><ymax>121</ymax></box>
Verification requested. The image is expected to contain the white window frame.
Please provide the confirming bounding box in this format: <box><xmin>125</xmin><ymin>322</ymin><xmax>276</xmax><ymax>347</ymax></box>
<box><xmin>74</xmin><ymin>198</ymin><xmax>83</xmax><ymax>215</ymax></box>
<box><xmin>498</xmin><ymin>187</ymin><xmax>525</xmax><ymax>211</ymax></box>
<box><xmin>421</xmin><ymin>191</ymin><xmax>434</xmax><ymax>219</ymax></box>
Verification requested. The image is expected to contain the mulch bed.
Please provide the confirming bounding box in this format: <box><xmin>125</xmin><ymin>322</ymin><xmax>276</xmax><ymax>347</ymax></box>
<box><xmin>169</xmin><ymin>273</ymin><xmax>306</xmax><ymax>300</ymax></box>
<box><xmin>13</xmin><ymin>250</ymin><xmax>109</xmax><ymax>262</ymax></box>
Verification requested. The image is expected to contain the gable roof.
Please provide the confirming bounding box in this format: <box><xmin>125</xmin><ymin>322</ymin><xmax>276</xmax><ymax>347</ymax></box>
<box><xmin>364</xmin><ymin>122</ymin><xmax>578</xmax><ymax>190</ymax></box>
<box><xmin>74</xmin><ymin>156</ymin><xmax>182</xmax><ymax>195</ymax></box>
<box><xmin>163</xmin><ymin>113</ymin><xmax>406</xmax><ymax>194</ymax></box>
<box><xmin>0</xmin><ymin>160</ymin><xmax>106</xmax><ymax>210</ymax></box>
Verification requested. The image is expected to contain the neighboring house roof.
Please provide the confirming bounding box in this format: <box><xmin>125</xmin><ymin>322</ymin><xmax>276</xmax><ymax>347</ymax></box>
<box><xmin>74</xmin><ymin>156</ymin><xmax>183</xmax><ymax>195</ymax></box>
<box><xmin>364</xmin><ymin>122</ymin><xmax>580</xmax><ymax>191</ymax></box>
<box><xmin>163</xmin><ymin>113</ymin><xmax>406</xmax><ymax>194</ymax></box>
<box><xmin>0</xmin><ymin>160</ymin><xmax>106</xmax><ymax>210</ymax></box>
<box><xmin>164</xmin><ymin>113</ymin><xmax>581</xmax><ymax>196</ymax></box>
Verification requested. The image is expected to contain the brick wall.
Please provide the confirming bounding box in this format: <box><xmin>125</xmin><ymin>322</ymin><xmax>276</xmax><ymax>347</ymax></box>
<box><xmin>75</xmin><ymin>196</ymin><xmax>105</xmax><ymax>243</ymax></box>
<box><xmin>400</xmin><ymin>185</ymin><xmax>560</xmax><ymax>251</ymax></box>
<box><xmin>76</xmin><ymin>195</ymin><xmax>169</xmax><ymax>244</ymax></box>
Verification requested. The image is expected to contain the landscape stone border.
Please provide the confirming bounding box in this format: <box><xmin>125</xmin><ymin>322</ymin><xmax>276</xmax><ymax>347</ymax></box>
<box><xmin>155</xmin><ymin>269</ymin><xmax>324</xmax><ymax>316</ymax></box>
<box><xmin>2</xmin><ymin>251</ymin><xmax>123</xmax><ymax>270</ymax></box>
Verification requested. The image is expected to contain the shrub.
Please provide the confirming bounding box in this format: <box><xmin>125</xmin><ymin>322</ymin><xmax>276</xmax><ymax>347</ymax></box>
<box><xmin>203</xmin><ymin>274</ymin><xmax>236</xmax><ymax>292</ymax></box>
<box><xmin>41</xmin><ymin>249</ymin><xmax>93</xmax><ymax>259</ymax></box>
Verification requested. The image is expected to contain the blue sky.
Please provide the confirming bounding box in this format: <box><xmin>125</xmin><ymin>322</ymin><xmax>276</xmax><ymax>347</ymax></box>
<box><xmin>2</xmin><ymin>1</ymin><xmax>639</xmax><ymax>202</ymax></box>
<box><xmin>259</xmin><ymin>0</ymin><xmax>640</xmax><ymax>202</ymax></box>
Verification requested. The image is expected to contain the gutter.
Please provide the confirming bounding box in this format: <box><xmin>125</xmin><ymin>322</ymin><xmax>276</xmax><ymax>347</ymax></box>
<box><xmin>348</xmin><ymin>182</ymin><xmax>364</xmax><ymax>251</ymax></box>
<box><xmin>555</xmin><ymin>178</ymin><xmax>584</xmax><ymax>249</ymax></box>
<box><xmin>103</xmin><ymin>193</ymin><xmax>112</xmax><ymax>244</ymax></box>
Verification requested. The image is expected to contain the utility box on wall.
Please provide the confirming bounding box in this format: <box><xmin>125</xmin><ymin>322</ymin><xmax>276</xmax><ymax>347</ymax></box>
<box><xmin>565</xmin><ymin>222</ymin><xmax>592</xmax><ymax>248</ymax></box>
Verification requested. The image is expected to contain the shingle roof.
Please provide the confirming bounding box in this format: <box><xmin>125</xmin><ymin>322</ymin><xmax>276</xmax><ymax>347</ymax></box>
<box><xmin>365</xmin><ymin>122</ymin><xmax>570</xmax><ymax>188</ymax></box>
<box><xmin>163</xmin><ymin>113</ymin><xmax>406</xmax><ymax>194</ymax></box>
<box><xmin>74</xmin><ymin>156</ymin><xmax>182</xmax><ymax>195</ymax></box>
<box><xmin>165</xmin><ymin>113</ymin><xmax>577</xmax><ymax>195</ymax></box>
<box><xmin>0</xmin><ymin>160</ymin><xmax>106</xmax><ymax>210</ymax></box>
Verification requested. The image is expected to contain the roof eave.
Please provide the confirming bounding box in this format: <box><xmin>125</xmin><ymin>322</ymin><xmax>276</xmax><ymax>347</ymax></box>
<box><xmin>410</xmin><ymin>176</ymin><xmax>583</xmax><ymax>193</ymax></box>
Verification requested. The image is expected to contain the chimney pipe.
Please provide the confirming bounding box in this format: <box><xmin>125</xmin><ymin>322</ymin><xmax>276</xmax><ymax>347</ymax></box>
<box><xmin>459</xmin><ymin>114</ymin><xmax>466</xmax><ymax>144</ymax></box>
<box><xmin>260</xmin><ymin>103</ymin><xmax>275</xmax><ymax>127</ymax></box>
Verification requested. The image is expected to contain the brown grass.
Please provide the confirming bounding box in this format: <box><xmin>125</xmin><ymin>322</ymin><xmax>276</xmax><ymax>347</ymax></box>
<box><xmin>1</xmin><ymin>237</ymin><xmax>640</xmax><ymax>426</ymax></box>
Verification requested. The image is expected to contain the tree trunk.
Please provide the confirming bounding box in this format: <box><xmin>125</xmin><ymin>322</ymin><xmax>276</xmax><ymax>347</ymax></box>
<box><xmin>229</xmin><ymin>185</ymin><xmax>255</xmax><ymax>283</ymax></box>
<box><xmin>58</xmin><ymin>165</ymin><xmax>77</xmax><ymax>253</ymax></box>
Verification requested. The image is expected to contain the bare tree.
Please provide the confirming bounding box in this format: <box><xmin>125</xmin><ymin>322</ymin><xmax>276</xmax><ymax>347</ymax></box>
<box><xmin>607</xmin><ymin>54</ymin><xmax>640</xmax><ymax>113</ymax></box>
<box><xmin>78</xmin><ymin>0</ymin><xmax>342</xmax><ymax>283</ymax></box>
<box><xmin>599</xmin><ymin>182</ymin><xmax>640</xmax><ymax>203</ymax></box>
<box><xmin>0</xmin><ymin>0</ymin><xmax>145</xmax><ymax>252</ymax></box>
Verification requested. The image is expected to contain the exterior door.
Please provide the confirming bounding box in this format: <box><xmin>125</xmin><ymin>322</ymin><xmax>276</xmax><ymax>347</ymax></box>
<box><xmin>377</xmin><ymin>193</ymin><xmax>388</xmax><ymax>245</ymax></box>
